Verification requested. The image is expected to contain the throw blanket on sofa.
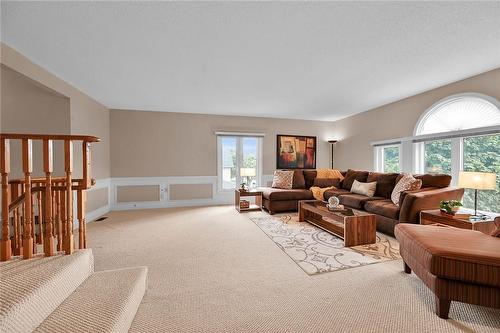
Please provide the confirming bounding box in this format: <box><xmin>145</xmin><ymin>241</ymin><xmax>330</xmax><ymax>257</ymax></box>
<box><xmin>310</xmin><ymin>186</ymin><xmax>336</xmax><ymax>201</ymax></box>
<box><xmin>316</xmin><ymin>169</ymin><xmax>344</xmax><ymax>180</ymax></box>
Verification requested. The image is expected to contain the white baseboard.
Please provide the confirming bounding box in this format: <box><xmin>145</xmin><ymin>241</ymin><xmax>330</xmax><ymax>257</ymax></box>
<box><xmin>84</xmin><ymin>175</ymin><xmax>273</xmax><ymax>221</ymax></box>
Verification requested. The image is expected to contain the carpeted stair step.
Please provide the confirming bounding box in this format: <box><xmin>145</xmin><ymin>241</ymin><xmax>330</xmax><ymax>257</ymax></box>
<box><xmin>0</xmin><ymin>250</ymin><xmax>94</xmax><ymax>333</ymax></box>
<box><xmin>34</xmin><ymin>266</ymin><xmax>148</xmax><ymax>333</ymax></box>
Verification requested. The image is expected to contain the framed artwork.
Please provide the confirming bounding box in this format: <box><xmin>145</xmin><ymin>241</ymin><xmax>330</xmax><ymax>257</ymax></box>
<box><xmin>276</xmin><ymin>135</ymin><xmax>316</xmax><ymax>169</ymax></box>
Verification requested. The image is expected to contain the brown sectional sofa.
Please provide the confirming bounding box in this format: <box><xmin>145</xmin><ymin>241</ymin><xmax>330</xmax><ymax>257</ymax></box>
<box><xmin>261</xmin><ymin>169</ymin><xmax>464</xmax><ymax>236</ymax></box>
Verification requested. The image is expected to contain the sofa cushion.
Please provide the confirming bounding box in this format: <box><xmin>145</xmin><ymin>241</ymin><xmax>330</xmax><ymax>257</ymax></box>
<box><xmin>323</xmin><ymin>188</ymin><xmax>351</xmax><ymax>200</ymax></box>
<box><xmin>261</xmin><ymin>187</ymin><xmax>314</xmax><ymax>201</ymax></box>
<box><xmin>342</xmin><ymin>169</ymin><xmax>369</xmax><ymax>190</ymax></box>
<box><xmin>364</xmin><ymin>199</ymin><xmax>400</xmax><ymax>220</ymax></box>
<box><xmin>292</xmin><ymin>170</ymin><xmax>306</xmax><ymax>189</ymax></box>
<box><xmin>313</xmin><ymin>178</ymin><xmax>341</xmax><ymax>188</ymax></box>
<box><xmin>414</xmin><ymin>174</ymin><xmax>451</xmax><ymax>188</ymax></box>
<box><xmin>367</xmin><ymin>172</ymin><xmax>399</xmax><ymax>198</ymax></box>
<box><xmin>303</xmin><ymin>170</ymin><xmax>317</xmax><ymax>189</ymax></box>
<box><xmin>395</xmin><ymin>224</ymin><xmax>500</xmax><ymax>287</ymax></box>
<box><xmin>338</xmin><ymin>193</ymin><xmax>385</xmax><ymax>210</ymax></box>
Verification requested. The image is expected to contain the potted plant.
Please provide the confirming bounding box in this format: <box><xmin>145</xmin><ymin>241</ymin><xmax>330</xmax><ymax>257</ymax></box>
<box><xmin>439</xmin><ymin>200</ymin><xmax>463</xmax><ymax>214</ymax></box>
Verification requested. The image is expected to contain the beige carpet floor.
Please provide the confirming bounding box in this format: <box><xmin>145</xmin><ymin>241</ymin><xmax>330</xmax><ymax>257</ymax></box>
<box><xmin>86</xmin><ymin>206</ymin><xmax>500</xmax><ymax>333</ymax></box>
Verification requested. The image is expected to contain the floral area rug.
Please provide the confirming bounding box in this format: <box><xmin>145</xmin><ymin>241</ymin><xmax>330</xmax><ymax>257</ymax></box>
<box><xmin>248</xmin><ymin>213</ymin><xmax>401</xmax><ymax>275</ymax></box>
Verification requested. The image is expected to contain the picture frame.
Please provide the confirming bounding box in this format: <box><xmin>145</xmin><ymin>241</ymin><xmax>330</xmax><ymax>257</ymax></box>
<box><xmin>276</xmin><ymin>134</ymin><xmax>316</xmax><ymax>169</ymax></box>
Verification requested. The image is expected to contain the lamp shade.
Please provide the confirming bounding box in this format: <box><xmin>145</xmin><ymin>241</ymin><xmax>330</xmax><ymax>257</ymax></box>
<box><xmin>458</xmin><ymin>171</ymin><xmax>496</xmax><ymax>190</ymax></box>
<box><xmin>240</xmin><ymin>168</ymin><xmax>256</xmax><ymax>177</ymax></box>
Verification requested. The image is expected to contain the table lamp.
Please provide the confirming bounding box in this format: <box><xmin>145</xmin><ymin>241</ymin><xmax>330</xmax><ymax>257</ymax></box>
<box><xmin>240</xmin><ymin>168</ymin><xmax>256</xmax><ymax>190</ymax></box>
<box><xmin>458</xmin><ymin>171</ymin><xmax>497</xmax><ymax>217</ymax></box>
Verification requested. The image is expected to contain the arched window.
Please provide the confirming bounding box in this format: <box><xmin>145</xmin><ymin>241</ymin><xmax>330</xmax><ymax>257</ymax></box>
<box><xmin>414</xmin><ymin>93</ymin><xmax>500</xmax><ymax>214</ymax></box>
<box><xmin>415</xmin><ymin>93</ymin><xmax>500</xmax><ymax>136</ymax></box>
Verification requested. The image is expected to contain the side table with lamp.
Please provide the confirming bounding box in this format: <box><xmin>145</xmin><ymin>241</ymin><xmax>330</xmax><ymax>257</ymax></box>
<box><xmin>421</xmin><ymin>171</ymin><xmax>499</xmax><ymax>236</ymax></box>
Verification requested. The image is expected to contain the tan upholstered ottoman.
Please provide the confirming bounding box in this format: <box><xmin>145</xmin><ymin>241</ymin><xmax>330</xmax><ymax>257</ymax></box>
<box><xmin>394</xmin><ymin>223</ymin><xmax>500</xmax><ymax>319</ymax></box>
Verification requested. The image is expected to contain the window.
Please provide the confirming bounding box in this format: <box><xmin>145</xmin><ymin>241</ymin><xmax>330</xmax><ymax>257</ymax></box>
<box><xmin>415</xmin><ymin>94</ymin><xmax>500</xmax><ymax>135</ymax></box>
<box><xmin>424</xmin><ymin>139</ymin><xmax>451</xmax><ymax>174</ymax></box>
<box><xmin>217</xmin><ymin>135</ymin><xmax>262</xmax><ymax>191</ymax></box>
<box><xmin>413</xmin><ymin>93</ymin><xmax>500</xmax><ymax>213</ymax></box>
<box><xmin>374</xmin><ymin>144</ymin><xmax>401</xmax><ymax>173</ymax></box>
<box><xmin>462</xmin><ymin>134</ymin><xmax>500</xmax><ymax>213</ymax></box>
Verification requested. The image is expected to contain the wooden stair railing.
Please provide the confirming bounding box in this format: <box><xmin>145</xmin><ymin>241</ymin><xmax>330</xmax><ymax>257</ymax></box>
<box><xmin>0</xmin><ymin>133</ymin><xmax>99</xmax><ymax>261</ymax></box>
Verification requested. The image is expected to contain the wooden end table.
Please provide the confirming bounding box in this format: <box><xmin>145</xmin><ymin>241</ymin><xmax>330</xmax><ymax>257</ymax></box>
<box><xmin>420</xmin><ymin>209</ymin><xmax>496</xmax><ymax>235</ymax></box>
<box><xmin>298</xmin><ymin>200</ymin><xmax>376</xmax><ymax>247</ymax></box>
<box><xmin>235</xmin><ymin>189</ymin><xmax>262</xmax><ymax>213</ymax></box>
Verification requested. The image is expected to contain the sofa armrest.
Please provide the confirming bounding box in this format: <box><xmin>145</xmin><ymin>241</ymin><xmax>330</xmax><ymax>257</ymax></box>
<box><xmin>399</xmin><ymin>187</ymin><xmax>465</xmax><ymax>223</ymax></box>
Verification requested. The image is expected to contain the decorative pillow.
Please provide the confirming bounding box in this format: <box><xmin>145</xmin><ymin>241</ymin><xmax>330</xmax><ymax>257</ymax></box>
<box><xmin>350</xmin><ymin>180</ymin><xmax>377</xmax><ymax>197</ymax></box>
<box><xmin>316</xmin><ymin>169</ymin><xmax>345</xmax><ymax>180</ymax></box>
<box><xmin>271</xmin><ymin>170</ymin><xmax>294</xmax><ymax>189</ymax></box>
<box><xmin>342</xmin><ymin>169</ymin><xmax>369</xmax><ymax>190</ymax></box>
<box><xmin>313</xmin><ymin>178</ymin><xmax>341</xmax><ymax>188</ymax></box>
<box><xmin>391</xmin><ymin>174</ymin><xmax>423</xmax><ymax>205</ymax></box>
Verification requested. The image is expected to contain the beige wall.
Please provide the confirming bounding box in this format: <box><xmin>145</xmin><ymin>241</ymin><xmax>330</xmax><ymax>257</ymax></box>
<box><xmin>1</xmin><ymin>43</ymin><xmax>110</xmax><ymax>179</ymax></box>
<box><xmin>331</xmin><ymin>68</ymin><xmax>500</xmax><ymax>171</ymax></box>
<box><xmin>1</xmin><ymin>43</ymin><xmax>110</xmax><ymax>219</ymax></box>
<box><xmin>1</xmin><ymin>65</ymin><xmax>70</xmax><ymax>178</ymax></box>
<box><xmin>110</xmin><ymin>110</ymin><xmax>334</xmax><ymax>177</ymax></box>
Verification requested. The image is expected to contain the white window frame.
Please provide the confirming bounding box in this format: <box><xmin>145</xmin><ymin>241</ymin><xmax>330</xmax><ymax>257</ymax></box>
<box><xmin>374</xmin><ymin>144</ymin><xmax>402</xmax><ymax>173</ymax></box>
<box><xmin>372</xmin><ymin>93</ymin><xmax>500</xmax><ymax>185</ymax></box>
<box><xmin>217</xmin><ymin>135</ymin><xmax>263</xmax><ymax>192</ymax></box>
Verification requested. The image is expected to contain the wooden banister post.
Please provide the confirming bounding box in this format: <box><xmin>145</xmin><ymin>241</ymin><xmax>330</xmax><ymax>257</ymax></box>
<box><xmin>56</xmin><ymin>183</ymin><xmax>63</xmax><ymax>252</ymax></box>
<box><xmin>77</xmin><ymin>190</ymin><xmax>86</xmax><ymax>249</ymax></box>
<box><xmin>1</xmin><ymin>139</ymin><xmax>11</xmax><ymax>261</ymax></box>
<box><xmin>43</xmin><ymin>139</ymin><xmax>55</xmax><ymax>256</ymax></box>
<box><xmin>64</xmin><ymin>140</ymin><xmax>74</xmax><ymax>254</ymax></box>
<box><xmin>22</xmin><ymin>139</ymin><xmax>34</xmax><ymax>259</ymax></box>
<box><xmin>11</xmin><ymin>184</ymin><xmax>21</xmax><ymax>256</ymax></box>
<box><xmin>82</xmin><ymin>141</ymin><xmax>92</xmax><ymax>189</ymax></box>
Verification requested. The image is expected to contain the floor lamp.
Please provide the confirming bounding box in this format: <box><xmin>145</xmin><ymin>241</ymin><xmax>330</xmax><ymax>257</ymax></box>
<box><xmin>328</xmin><ymin>140</ymin><xmax>338</xmax><ymax>169</ymax></box>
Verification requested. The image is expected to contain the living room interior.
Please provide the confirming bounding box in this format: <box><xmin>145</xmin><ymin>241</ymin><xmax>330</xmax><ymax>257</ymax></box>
<box><xmin>1</xmin><ymin>1</ymin><xmax>499</xmax><ymax>332</ymax></box>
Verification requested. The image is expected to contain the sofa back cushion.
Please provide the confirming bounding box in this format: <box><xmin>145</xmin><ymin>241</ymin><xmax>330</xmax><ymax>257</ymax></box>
<box><xmin>414</xmin><ymin>174</ymin><xmax>451</xmax><ymax>188</ymax></box>
<box><xmin>272</xmin><ymin>170</ymin><xmax>294</xmax><ymax>189</ymax></box>
<box><xmin>313</xmin><ymin>178</ymin><xmax>341</xmax><ymax>188</ymax></box>
<box><xmin>291</xmin><ymin>170</ymin><xmax>306</xmax><ymax>189</ymax></box>
<box><xmin>367</xmin><ymin>172</ymin><xmax>399</xmax><ymax>198</ymax></box>
<box><xmin>342</xmin><ymin>169</ymin><xmax>369</xmax><ymax>190</ymax></box>
<box><xmin>303</xmin><ymin>170</ymin><xmax>317</xmax><ymax>189</ymax></box>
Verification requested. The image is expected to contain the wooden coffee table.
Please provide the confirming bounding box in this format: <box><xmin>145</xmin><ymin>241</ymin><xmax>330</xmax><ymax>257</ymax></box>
<box><xmin>298</xmin><ymin>200</ymin><xmax>376</xmax><ymax>247</ymax></box>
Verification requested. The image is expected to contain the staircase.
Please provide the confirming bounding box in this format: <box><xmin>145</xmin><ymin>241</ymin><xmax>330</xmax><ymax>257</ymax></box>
<box><xmin>0</xmin><ymin>134</ymin><xmax>148</xmax><ymax>332</ymax></box>
<box><xmin>0</xmin><ymin>249</ymin><xmax>147</xmax><ymax>332</ymax></box>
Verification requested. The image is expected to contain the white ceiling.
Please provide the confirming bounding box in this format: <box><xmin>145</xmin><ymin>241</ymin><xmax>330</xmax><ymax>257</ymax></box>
<box><xmin>2</xmin><ymin>1</ymin><xmax>500</xmax><ymax>121</ymax></box>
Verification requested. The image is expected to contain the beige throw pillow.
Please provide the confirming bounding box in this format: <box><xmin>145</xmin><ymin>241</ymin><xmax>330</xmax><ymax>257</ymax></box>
<box><xmin>271</xmin><ymin>170</ymin><xmax>294</xmax><ymax>189</ymax></box>
<box><xmin>350</xmin><ymin>180</ymin><xmax>377</xmax><ymax>197</ymax></box>
<box><xmin>391</xmin><ymin>174</ymin><xmax>423</xmax><ymax>205</ymax></box>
